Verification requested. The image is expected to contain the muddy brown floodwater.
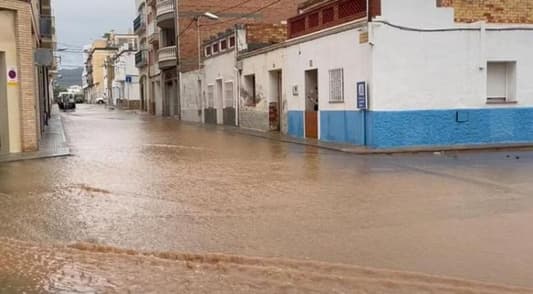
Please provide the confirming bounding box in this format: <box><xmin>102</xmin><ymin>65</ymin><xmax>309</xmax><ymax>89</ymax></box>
<box><xmin>1</xmin><ymin>104</ymin><xmax>533</xmax><ymax>293</ymax></box>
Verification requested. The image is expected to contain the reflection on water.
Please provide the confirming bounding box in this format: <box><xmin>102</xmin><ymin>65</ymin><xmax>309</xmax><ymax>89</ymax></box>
<box><xmin>2</xmin><ymin>105</ymin><xmax>533</xmax><ymax>290</ymax></box>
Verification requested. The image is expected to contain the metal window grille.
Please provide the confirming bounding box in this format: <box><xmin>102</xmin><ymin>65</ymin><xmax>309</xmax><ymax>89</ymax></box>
<box><xmin>207</xmin><ymin>85</ymin><xmax>215</xmax><ymax>108</ymax></box>
<box><xmin>224</xmin><ymin>82</ymin><xmax>234</xmax><ymax>108</ymax></box>
<box><xmin>329</xmin><ymin>68</ymin><xmax>344</xmax><ymax>102</ymax></box>
<box><xmin>229</xmin><ymin>36</ymin><xmax>236</xmax><ymax>48</ymax></box>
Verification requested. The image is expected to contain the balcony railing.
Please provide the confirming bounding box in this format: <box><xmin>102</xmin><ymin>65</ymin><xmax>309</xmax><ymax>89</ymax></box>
<box><xmin>134</xmin><ymin>14</ymin><xmax>146</xmax><ymax>33</ymax></box>
<box><xmin>158</xmin><ymin>45</ymin><xmax>176</xmax><ymax>68</ymax></box>
<box><xmin>158</xmin><ymin>46</ymin><xmax>176</xmax><ymax>61</ymax></box>
<box><xmin>156</xmin><ymin>0</ymin><xmax>175</xmax><ymax>18</ymax></box>
<box><xmin>288</xmin><ymin>0</ymin><xmax>367</xmax><ymax>39</ymax></box>
<box><xmin>148</xmin><ymin>22</ymin><xmax>159</xmax><ymax>42</ymax></box>
<box><xmin>135</xmin><ymin>50</ymin><xmax>148</xmax><ymax>67</ymax></box>
<box><xmin>150</xmin><ymin>62</ymin><xmax>160</xmax><ymax>76</ymax></box>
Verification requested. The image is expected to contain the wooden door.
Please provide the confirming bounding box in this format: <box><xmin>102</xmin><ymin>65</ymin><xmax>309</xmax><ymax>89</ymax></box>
<box><xmin>305</xmin><ymin>111</ymin><xmax>318</xmax><ymax>139</ymax></box>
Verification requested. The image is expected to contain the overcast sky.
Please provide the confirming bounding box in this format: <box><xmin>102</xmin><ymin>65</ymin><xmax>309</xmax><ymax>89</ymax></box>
<box><xmin>53</xmin><ymin>0</ymin><xmax>135</xmax><ymax>68</ymax></box>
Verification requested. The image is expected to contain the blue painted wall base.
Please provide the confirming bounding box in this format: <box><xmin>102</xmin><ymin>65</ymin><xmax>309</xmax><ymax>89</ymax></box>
<box><xmin>367</xmin><ymin>108</ymin><xmax>533</xmax><ymax>149</ymax></box>
<box><xmin>320</xmin><ymin>111</ymin><xmax>365</xmax><ymax>145</ymax></box>
<box><xmin>286</xmin><ymin>107</ymin><xmax>533</xmax><ymax>149</ymax></box>
<box><xmin>288</xmin><ymin>111</ymin><xmax>304</xmax><ymax>138</ymax></box>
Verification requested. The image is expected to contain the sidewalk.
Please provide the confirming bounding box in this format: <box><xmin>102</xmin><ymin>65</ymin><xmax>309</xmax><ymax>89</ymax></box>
<box><xmin>209</xmin><ymin>124</ymin><xmax>533</xmax><ymax>155</ymax></box>
<box><xmin>0</xmin><ymin>105</ymin><xmax>70</xmax><ymax>163</ymax></box>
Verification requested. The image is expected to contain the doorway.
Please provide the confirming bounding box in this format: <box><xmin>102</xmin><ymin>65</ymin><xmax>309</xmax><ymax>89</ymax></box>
<box><xmin>163</xmin><ymin>80</ymin><xmax>174</xmax><ymax>117</ymax></box>
<box><xmin>305</xmin><ymin>69</ymin><xmax>318</xmax><ymax>139</ymax></box>
<box><xmin>216</xmin><ymin>79</ymin><xmax>223</xmax><ymax>125</ymax></box>
<box><xmin>269</xmin><ymin>70</ymin><xmax>282</xmax><ymax>131</ymax></box>
<box><xmin>223</xmin><ymin>81</ymin><xmax>236</xmax><ymax>126</ymax></box>
<box><xmin>140</xmin><ymin>76</ymin><xmax>146</xmax><ymax>111</ymax></box>
<box><xmin>0</xmin><ymin>53</ymin><xmax>8</xmax><ymax>154</ymax></box>
<box><xmin>204</xmin><ymin>84</ymin><xmax>216</xmax><ymax>124</ymax></box>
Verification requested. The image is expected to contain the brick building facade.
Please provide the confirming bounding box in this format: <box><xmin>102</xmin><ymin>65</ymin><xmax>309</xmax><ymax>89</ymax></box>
<box><xmin>438</xmin><ymin>0</ymin><xmax>533</xmax><ymax>23</ymax></box>
<box><xmin>176</xmin><ymin>0</ymin><xmax>308</xmax><ymax>73</ymax></box>
<box><xmin>0</xmin><ymin>0</ymin><xmax>55</xmax><ymax>154</ymax></box>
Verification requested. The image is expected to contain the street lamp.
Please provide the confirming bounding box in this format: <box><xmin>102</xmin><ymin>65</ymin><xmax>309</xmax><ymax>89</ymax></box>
<box><xmin>196</xmin><ymin>11</ymin><xmax>219</xmax><ymax>70</ymax></box>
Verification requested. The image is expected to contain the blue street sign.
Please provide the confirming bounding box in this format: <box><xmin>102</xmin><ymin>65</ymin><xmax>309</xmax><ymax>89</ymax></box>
<box><xmin>357</xmin><ymin>81</ymin><xmax>367</xmax><ymax>110</ymax></box>
<box><xmin>126</xmin><ymin>76</ymin><xmax>132</xmax><ymax>83</ymax></box>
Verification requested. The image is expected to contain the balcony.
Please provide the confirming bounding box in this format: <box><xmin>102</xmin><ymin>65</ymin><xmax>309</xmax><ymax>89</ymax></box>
<box><xmin>288</xmin><ymin>0</ymin><xmax>367</xmax><ymax>39</ymax></box>
<box><xmin>156</xmin><ymin>0</ymin><xmax>175</xmax><ymax>28</ymax></box>
<box><xmin>40</xmin><ymin>15</ymin><xmax>56</xmax><ymax>49</ymax></box>
<box><xmin>157</xmin><ymin>45</ymin><xmax>176</xmax><ymax>69</ymax></box>
<box><xmin>135</xmin><ymin>50</ymin><xmax>148</xmax><ymax>68</ymax></box>
<box><xmin>134</xmin><ymin>14</ymin><xmax>146</xmax><ymax>34</ymax></box>
<box><xmin>148</xmin><ymin>22</ymin><xmax>159</xmax><ymax>44</ymax></box>
<box><xmin>150</xmin><ymin>62</ymin><xmax>160</xmax><ymax>77</ymax></box>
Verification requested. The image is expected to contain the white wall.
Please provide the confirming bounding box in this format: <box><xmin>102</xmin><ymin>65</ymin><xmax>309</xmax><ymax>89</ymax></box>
<box><xmin>203</xmin><ymin>49</ymin><xmax>238</xmax><ymax>124</ymax></box>
<box><xmin>371</xmin><ymin>1</ymin><xmax>533</xmax><ymax>110</ymax></box>
<box><xmin>240</xmin><ymin>47</ymin><xmax>286</xmax><ymax>131</ymax></box>
<box><xmin>180</xmin><ymin>70</ymin><xmax>202</xmax><ymax>123</ymax></box>
<box><xmin>380</xmin><ymin>0</ymin><xmax>454</xmax><ymax>28</ymax></box>
<box><xmin>284</xmin><ymin>27</ymin><xmax>372</xmax><ymax>112</ymax></box>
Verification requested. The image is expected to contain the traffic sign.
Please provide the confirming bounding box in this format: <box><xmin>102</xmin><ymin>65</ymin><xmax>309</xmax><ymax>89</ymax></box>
<box><xmin>357</xmin><ymin>81</ymin><xmax>367</xmax><ymax>110</ymax></box>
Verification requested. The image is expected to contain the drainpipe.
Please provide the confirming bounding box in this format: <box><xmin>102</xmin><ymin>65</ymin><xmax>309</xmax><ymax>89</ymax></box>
<box><xmin>234</xmin><ymin>28</ymin><xmax>240</xmax><ymax>127</ymax></box>
<box><xmin>174</xmin><ymin>0</ymin><xmax>182</xmax><ymax>120</ymax></box>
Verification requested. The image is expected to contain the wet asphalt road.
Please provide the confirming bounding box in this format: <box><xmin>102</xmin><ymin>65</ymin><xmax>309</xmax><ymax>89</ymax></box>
<box><xmin>2</xmin><ymin>104</ymin><xmax>533</xmax><ymax>288</ymax></box>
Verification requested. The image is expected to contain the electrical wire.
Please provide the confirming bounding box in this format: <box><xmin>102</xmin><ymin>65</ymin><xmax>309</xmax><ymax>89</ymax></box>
<box><xmin>374</xmin><ymin>20</ymin><xmax>533</xmax><ymax>32</ymax></box>
<box><xmin>202</xmin><ymin>0</ymin><xmax>283</xmax><ymax>27</ymax></box>
<box><xmin>214</xmin><ymin>0</ymin><xmax>258</xmax><ymax>14</ymax></box>
<box><xmin>177</xmin><ymin>19</ymin><xmax>196</xmax><ymax>38</ymax></box>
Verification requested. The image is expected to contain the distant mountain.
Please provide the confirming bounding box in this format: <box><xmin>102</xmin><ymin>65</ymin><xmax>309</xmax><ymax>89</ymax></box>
<box><xmin>57</xmin><ymin>67</ymin><xmax>83</xmax><ymax>88</ymax></box>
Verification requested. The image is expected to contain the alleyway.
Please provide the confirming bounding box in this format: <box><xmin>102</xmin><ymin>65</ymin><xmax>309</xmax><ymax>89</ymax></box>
<box><xmin>1</xmin><ymin>104</ymin><xmax>533</xmax><ymax>292</ymax></box>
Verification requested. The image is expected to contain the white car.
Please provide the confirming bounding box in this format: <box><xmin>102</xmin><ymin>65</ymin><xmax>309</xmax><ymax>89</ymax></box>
<box><xmin>95</xmin><ymin>97</ymin><xmax>106</xmax><ymax>104</ymax></box>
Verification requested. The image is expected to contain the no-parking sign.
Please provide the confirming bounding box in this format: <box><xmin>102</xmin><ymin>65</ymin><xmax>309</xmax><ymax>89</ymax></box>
<box><xmin>7</xmin><ymin>68</ymin><xmax>17</xmax><ymax>86</ymax></box>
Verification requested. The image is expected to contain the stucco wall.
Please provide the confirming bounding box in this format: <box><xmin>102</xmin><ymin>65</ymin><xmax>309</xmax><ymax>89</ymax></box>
<box><xmin>373</xmin><ymin>2</ymin><xmax>533</xmax><ymax>110</ymax></box>
<box><xmin>203</xmin><ymin>50</ymin><xmax>238</xmax><ymax>125</ymax></box>
<box><xmin>284</xmin><ymin>26</ymin><xmax>371</xmax><ymax>144</ymax></box>
<box><xmin>240</xmin><ymin>47</ymin><xmax>286</xmax><ymax>132</ymax></box>
<box><xmin>180</xmin><ymin>70</ymin><xmax>202</xmax><ymax>123</ymax></box>
<box><xmin>368</xmin><ymin>0</ymin><xmax>533</xmax><ymax>148</ymax></box>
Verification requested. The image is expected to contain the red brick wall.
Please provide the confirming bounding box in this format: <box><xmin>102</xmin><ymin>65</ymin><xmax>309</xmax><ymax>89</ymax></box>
<box><xmin>437</xmin><ymin>0</ymin><xmax>533</xmax><ymax>24</ymax></box>
<box><xmin>246</xmin><ymin>23</ymin><xmax>287</xmax><ymax>46</ymax></box>
<box><xmin>177</xmin><ymin>0</ymin><xmax>307</xmax><ymax>72</ymax></box>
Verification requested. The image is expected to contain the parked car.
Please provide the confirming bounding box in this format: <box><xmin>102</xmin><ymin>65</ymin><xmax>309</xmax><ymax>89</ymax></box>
<box><xmin>74</xmin><ymin>94</ymin><xmax>85</xmax><ymax>104</ymax></box>
<box><xmin>95</xmin><ymin>97</ymin><xmax>106</xmax><ymax>104</ymax></box>
<box><xmin>60</xmin><ymin>94</ymin><xmax>76</xmax><ymax>111</ymax></box>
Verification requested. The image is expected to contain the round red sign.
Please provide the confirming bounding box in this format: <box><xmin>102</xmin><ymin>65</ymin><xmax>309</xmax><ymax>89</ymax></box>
<box><xmin>8</xmin><ymin>70</ymin><xmax>16</xmax><ymax>80</ymax></box>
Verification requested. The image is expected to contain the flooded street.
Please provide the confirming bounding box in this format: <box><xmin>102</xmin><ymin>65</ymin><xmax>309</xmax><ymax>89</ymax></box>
<box><xmin>2</xmin><ymin>104</ymin><xmax>533</xmax><ymax>292</ymax></box>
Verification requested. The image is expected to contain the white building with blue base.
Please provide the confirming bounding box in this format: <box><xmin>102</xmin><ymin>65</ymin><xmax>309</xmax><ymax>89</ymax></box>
<box><xmin>265</xmin><ymin>0</ymin><xmax>533</xmax><ymax>149</ymax></box>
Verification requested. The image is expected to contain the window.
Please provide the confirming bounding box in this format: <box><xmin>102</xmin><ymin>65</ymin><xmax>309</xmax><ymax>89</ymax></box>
<box><xmin>224</xmin><ymin>81</ymin><xmax>234</xmax><ymax>108</ymax></box>
<box><xmin>207</xmin><ymin>85</ymin><xmax>215</xmax><ymax>108</ymax></box>
<box><xmin>229</xmin><ymin>36</ymin><xmax>236</xmax><ymax>48</ymax></box>
<box><xmin>487</xmin><ymin>61</ymin><xmax>516</xmax><ymax>103</ymax></box>
<box><xmin>329</xmin><ymin>68</ymin><xmax>344</xmax><ymax>102</ymax></box>
<box><xmin>244</xmin><ymin>75</ymin><xmax>256</xmax><ymax>106</ymax></box>
<box><xmin>221</xmin><ymin>39</ymin><xmax>228</xmax><ymax>51</ymax></box>
<box><xmin>205</xmin><ymin>46</ymin><xmax>212</xmax><ymax>57</ymax></box>
<box><xmin>213</xmin><ymin>43</ymin><xmax>219</xmax><ymax>54</ymax></box>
